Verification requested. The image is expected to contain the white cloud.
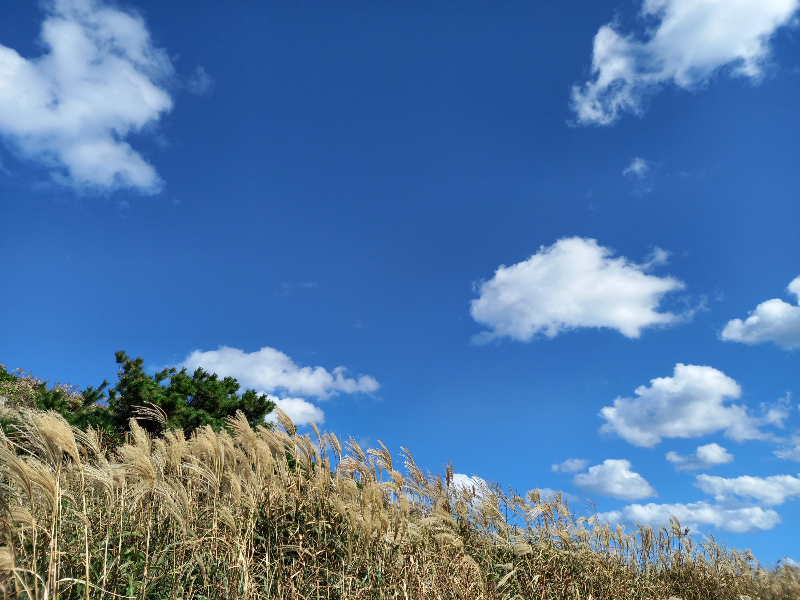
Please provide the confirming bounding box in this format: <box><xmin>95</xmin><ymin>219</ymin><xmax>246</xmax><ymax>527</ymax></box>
<box><xmin>775</xmin><ymin>435</ymin><xmax>800</xmax><ymax>461</ymax></box>
<box><xmin>470</xmin><ymin>237</ymin><xmax>685</xmax><ymax>343</ymax></box>
<box><xmin>696</xmin><ymin>473</ymin><xmax>800</xmax><ymax>506</ymax></box>
<box><xmin>622</xmin><ymin>157</ymin><xmax>651</xmax><ymax>179</ymax></box>
<box><xmin>0</xmin><ymin>0</ymin><xmax>173</xmax><ymax>192</ymax></box>
<box><xmin>186</xmin><ymin>65</ymin><xmax>213</xmax><ymax>96</ymax></box>
<box><xmin>451</xmin><ymin>474</ymin><xmax>493</xmax><ymax>505</ymax></box>
<box><xmin>666</xmin><ymin>443</ymin><xmax>734</xmax><ymax>471</ymax></box>
<box><xmin>551</xmin><ymin>458</ymin><xmax>589</xmax><ymax>473</ymax></box>
<box><xmin>572</xmin><ymin>459</ymin><xmax>656</xmax><ymax>500</ymax></box>
<box><xmin>534</xmin><ymin>487</ymin><xmax>582</xmax><ymax>504</ymax></box>
<box><xmin>600</xmin><ymin>363</ymin><xmax>781</xmax><ymax>447</ymax></box>
<box><xmin>265</xmin><ymin>396</ymin><xmax>325</xmax><ymax>427</ymax></box>
<box><xmin>571</xmin><ymin>0</ymin><xmax>800</xmax><ymax>125</ymax></box>
<box><xmin>776</xmin><ymin>446</ymin><xmax>800</xmax><ymax>461</ymax></box>
<box><xmin>598</xmin><ymin>501</ymin><xmax>781</xmax><ymax>533</ymax></box>
<box><xmin>452</xmin><ymin>473</ymin><xmax>485</xmax><ymax>492</ymax></box>
<box><xmin>174</xmin><ymin>345</ymin><xmax>380</xmax><ymax>427</ymax></box>
<box><xmin>721</xmin><ymin>276</ymin><xmax>800</xmax><ymax>349</ymax></box>
<box><xmin>278</xmin><ymin>282</ymin><xmax>319</xmax><ymax>298</ymax></box>
<box><xmin>176</xmin><ymin>346</ymin><xmax>379</xmax><ymax>399</ymax></box>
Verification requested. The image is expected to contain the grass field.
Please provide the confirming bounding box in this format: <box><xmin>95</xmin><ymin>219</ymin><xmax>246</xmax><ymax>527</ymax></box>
<box><xmin>0</xmin><ymin>407</ymin><xmax>798</xmax><ymax>599</ymax></box>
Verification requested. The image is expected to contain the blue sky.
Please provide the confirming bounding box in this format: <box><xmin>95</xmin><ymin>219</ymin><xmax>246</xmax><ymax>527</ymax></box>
<box><xmin>1</xmin><ymin>0</ymin><xmax>799</xmax><ymax>565</ymax></box>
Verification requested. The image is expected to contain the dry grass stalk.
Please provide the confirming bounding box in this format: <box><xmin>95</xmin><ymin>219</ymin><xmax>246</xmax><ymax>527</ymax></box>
<box><xmin>0</xmin><ymin>408</ymin><xmax>794</xmax><ymax>599</ymax></box>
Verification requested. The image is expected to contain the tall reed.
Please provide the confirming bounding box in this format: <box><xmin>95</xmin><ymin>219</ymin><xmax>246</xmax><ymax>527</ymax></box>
<box><xmin>0</xmin><ymin>408</ymin><xmax>795</xmax><ymax>599</ymax></box>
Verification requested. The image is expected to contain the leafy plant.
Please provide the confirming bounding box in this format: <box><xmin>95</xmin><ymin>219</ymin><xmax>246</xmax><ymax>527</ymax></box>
<box><xmin>107</xmin><ymin>351</ymin><xmax>275</xmax><ymax>435</ymax></box>
<box><xmin>0</xmin><ymin>352</ymin><xmax>276</xmax><ymax>441</ymax></box>
<box><xmin>0</xmin><ymin>364</ymin><xmax>113</xmax><ymax>434</ymax></box>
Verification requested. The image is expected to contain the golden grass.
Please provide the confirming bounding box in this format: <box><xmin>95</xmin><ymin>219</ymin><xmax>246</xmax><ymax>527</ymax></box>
<box><xmin>0</xmin><ymin>407</ymin><xmax>796</xmax><ymax>599</ymax></box>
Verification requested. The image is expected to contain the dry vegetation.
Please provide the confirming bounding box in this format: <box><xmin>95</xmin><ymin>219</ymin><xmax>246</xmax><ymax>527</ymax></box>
<box><xmin>0</xmin><ymin>407</ymin><xmax>797</xmax><ymax>599</ymax></box>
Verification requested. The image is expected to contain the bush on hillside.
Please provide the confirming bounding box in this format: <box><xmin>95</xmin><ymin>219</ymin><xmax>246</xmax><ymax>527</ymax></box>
<box><xmin>107</xmin><ymin>350</ymin><xmax>275</xmax><ymax>435</ymax></box>
<box><xmin>0</xmin><ymin>364</ymin><xmax>113</xmax><ymax>434</ymax></box>
<box><xmin>0</xmin><ymin>351</ymin><xmax>276</xmax><ymax>441</ymax></box>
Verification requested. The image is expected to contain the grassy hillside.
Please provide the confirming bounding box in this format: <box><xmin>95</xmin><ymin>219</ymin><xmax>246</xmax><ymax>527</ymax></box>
<box><xmin>0</xmin><ymin>392</ymin><xmax>797</xmax><ymax>597</ymax></box>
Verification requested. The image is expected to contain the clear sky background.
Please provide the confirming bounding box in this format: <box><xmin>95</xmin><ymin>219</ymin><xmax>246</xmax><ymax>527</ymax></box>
<box><xmin>1</xmin><ymin>0</ymin><xmax>799</xmax><ymax>565</ymax></box>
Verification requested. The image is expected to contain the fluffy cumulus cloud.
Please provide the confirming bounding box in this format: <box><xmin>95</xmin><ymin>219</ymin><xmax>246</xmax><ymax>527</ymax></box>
<box><xmin>721</xmin><ymin>276</ymin><xmax>800</xmax><ymax>349</ymax></box>
<box><xmin>174</xmin><ymin>346</ymin><xmax>380</xmax><ymax>426</ymax></box>
<box><xmin>265</xmin><ymin>397</ymin><xmax>325</xmax><ymax>427</ymax></box>
<box><xmin>572</xmin><ymin>459</ymin><xmax>656</xmax><ymax>500</ymax></box>
<box><xmin>551</xmin><ymin>458</ymin><xmax>589</xmax><ymax>473</ymax></box>
<box><xmin>781</xmin><ymin>557</ymin><xmax>800</xmax><ymax>567</ymax></box>
<box><xmin>0</xmin><ymin>0</ymin><xmax>173</xmax><ymax>192</ymax></box>
<box><xmin>178</xmin><ymin>346</ymin><xmax>379</xmax><ymax>399</ymax></box>
<box><xmin>598</xmin><ymin>501</ymin><xmax>781</xmax><ymax>533</ymax></box>
<box><xmin>600</xmin><ymin>363</ymin><xmax>784</xmax><ymax>447</ymax></box>
<box><xmin>452</xmin><ymin>473</ymin><xmax>486</xmax><ymax>492</ymax></box>
<box><xmin>666</xmin><ymin>443</ymin><xmax>734</xmax><ymax>471</ymax></box>
<box><xmin>470</xmin><ymin>237</ymin><xmax>685</xmax><ymax>343</ymax></box>
<box><xmin>696</xmin><ymin>473</ymin><xmax>800</xmax><ymax>506</ymax></box>
<box><xmin>450</xmin><ymin>474</ymin><xmax>493</xmax><ymax>504</ymax></box>
<box><xmin>571</xmin><ymin>0</ymin><xmax>800</xmax><ymax>125</ymax></box>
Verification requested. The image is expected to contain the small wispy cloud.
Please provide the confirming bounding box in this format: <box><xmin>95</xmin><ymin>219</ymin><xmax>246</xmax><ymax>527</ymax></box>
<box><xmin>622</xmin><ymin>157</ymin><xmax>651</xmax><ymax>180</ymax></box>
<box><xmin>186</xmin><ymin>65</ymin><xmax>214</xmax><ymax>96</ymax></box>
<box><xmin>666</xmin><ymin>443</ymin><xmax>734</xmax><ymax>472</ymax></box>
<box><xmin>278</xmin><ymin>282</ymin><xmax>319</xmax><ymax>298</ymax></box>
<box><xmin>623</xmin><ymin>157</ymin><xmax>656</xmax><ymax>194</ymax></box>
<box><xmin>775</xmin><ymin>433</ymin><xmax>800</xmax><ymax>462</ymax></box>
<box><xmin>780</xmin><ymin>557</ymin><xmax>800</xmax><ymax>567</ymax></box>
<box><xmin>551</xmin><ymin>458</ymin><xmax>589</xmax><ymax>473</ymax></box>
<box><xmin>534</xmin><ymin>487</ymin><xmax>582</xmax><ymax>504</ymax></box>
